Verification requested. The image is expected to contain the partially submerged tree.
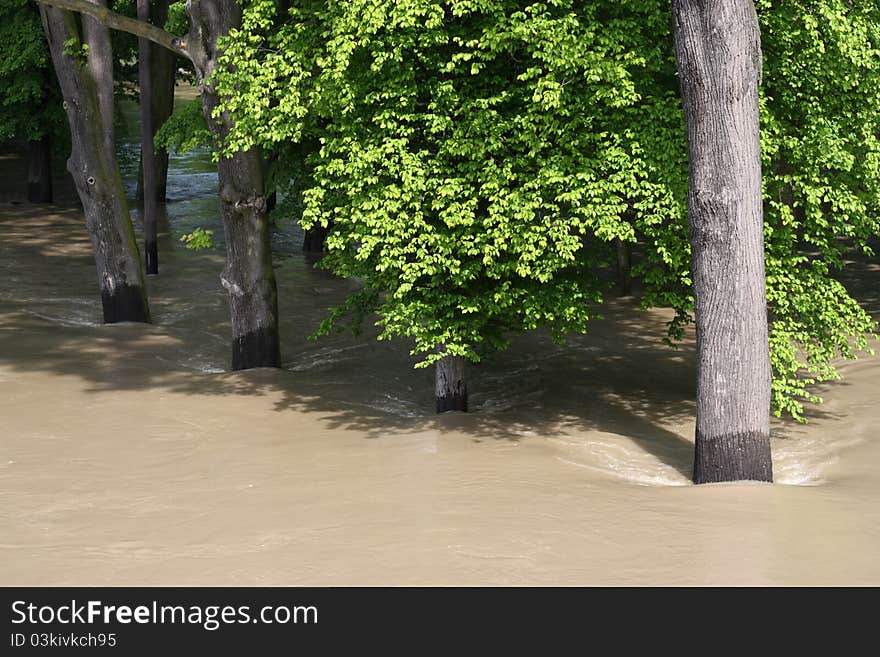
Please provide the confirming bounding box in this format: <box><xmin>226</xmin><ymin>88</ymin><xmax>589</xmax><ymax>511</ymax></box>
<box><xmin>137</xmin><ymin>0</ymin><xmax>157</xmax><ymax>274</ymax></box>
<box><xmin>187</xmin><ymin>0</ymin><xmax>280</xmax><ymax>368</ymax></box>
<box><xmin>39</xmin><ymin>0</ymin><xmax>151</xmax><ymax>322</ymax></box>
<box><xmin>38</xmin><ymin>0</ymin><xmax>281</xmax><ymax>368</ymax></box>
<box><xmin>213</xmin><ymin>0</ymin><xmax>675</xmax><ymax>411</ymax></box>
<box><xmin>216</xmin><ymin>0</ymin><xmax>878</xmax><ymax>428</ymax></box>
<box><xmin>672</xmin><ymin>0</ymin><xmax>772</xmax><ymax>483</ymax></box>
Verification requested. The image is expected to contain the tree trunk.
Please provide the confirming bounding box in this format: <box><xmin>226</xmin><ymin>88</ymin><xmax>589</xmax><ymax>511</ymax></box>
<box><xmin>137</xmin><ymin>0</ymin><xmax>157</xmax><ymax>274</ymax></box>
<box><xmin>40</xmin><ymin>2</ymin><xmax>151</xmax><ymax>323</ymax></box>
<box><xmin>136</xmin><ymin>0</ymin><xmax>174</xmax><ymax>202</ymax></box>
<box><xmin>672</xmin><ymin>0</ymin><xmax>772</xmax><ymax>483</ymax></box>
<box><xmin>187</xmin><ymin>0</ymin><xmax>280</xmax><ymax>369</ymax></box>
<box><xmin>615</xmin><ymin>238</ymin><xmax>632</xmax><ymax>297</ymax></box>
<box><xmin>26</xmin><ymin>136</ymin><xmax>53</xmax><ymax>203</ymax></box>
<box><xmin>436</xmin><ymin>354</ymin><xmax>467</xmax><ymax>413</ymax></box>
<box><xmin>302</xmin><ymin>224</ymin><xmax>329</xmax><ymax>253</ymax></box>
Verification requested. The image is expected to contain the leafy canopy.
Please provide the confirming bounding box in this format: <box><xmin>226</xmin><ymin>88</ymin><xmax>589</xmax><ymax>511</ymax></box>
<box><xmin>211</xmin><ymin>0</ymin><xmax>879</xmax><ymax>419</ymax></box>
<box><xmin>0</xmin><ymin>0</ymin><xmax>64</xmax><ymax>144</ymax></box>
<box><xmin>215</xmin><ymin>0</ymin><xmax>677</xmax><ymax>367</ymax></box>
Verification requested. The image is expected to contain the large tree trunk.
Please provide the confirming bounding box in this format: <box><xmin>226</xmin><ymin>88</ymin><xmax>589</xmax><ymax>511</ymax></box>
<box><xmin>436</xmin><ymin>354</ymin><xmax>467</xmax><ymax>413</ymax></box>
<box><xmin>137</xmin><ymin>0</ymin><xmax>157</xmax><ymax>274</ymax></box>
<box><xmin>40</xmin><ymin>2</ymin><xmax>151</xmax><ymax>323</ymax></box>
<box><xmin>187</xmin><ymin>0</ymin><xmax>280</xmax><ymax>369</ymax></box>
<box><xmin>672</xmin><ymin>0</ymin><xmax>772</xmax><ymax>483</ymax></box>
<box><xmin>26</xmin><ymin>136</ymin><xmax>53</xmax><ymax>203</ymax></box>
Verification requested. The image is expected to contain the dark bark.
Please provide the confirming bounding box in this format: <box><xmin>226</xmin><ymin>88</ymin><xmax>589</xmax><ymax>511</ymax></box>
<box><xmin>40</xmin><ymin>2</ymin><xmax>150</xmax><ymax>324</ymax></box>
<box><xmin>187</xmin><ymin>0</ymin><xmax>280</xmax><ymax>369</ymax></box>
<box><xmin>137</xmin><ymin>0</ymin><xmax>157</xmax><ymax>274</ymax></box>
<box><xmin>151</xmin><ymin>50</ymin><xmax>175</xmax><ymax>201</ymax></box>
<box><xmin>37</xmin><ymin>0</ymin><xmax>278</xmax><ymax>366</ymax></box>
<box><xmin>26</xmin><ymin>136</ymin><xmax>53</xmax><ymax>203</ymax></box>
<box><xmin>672</xmin><ymin>0</ymin><xmax>772</xmax><ymax>483</ymax></box>
<box><xmin>614</xmin><ymin>238</ymin><xmax>632</xmax><ymax>297</ymax></box>
<box><xmin>302</xmin><ymin>224</ymin><xmax>329</xmax><ymax>253</ymax></box>
<box><xmin>436</xmin><ymin>355</ymin><xmax>467</xmax><ymax>413</ymax></box>
<box><xmin>136</xmin><ymin>0</ymin><xmax>175</xmax><ymax>202</ymax></box>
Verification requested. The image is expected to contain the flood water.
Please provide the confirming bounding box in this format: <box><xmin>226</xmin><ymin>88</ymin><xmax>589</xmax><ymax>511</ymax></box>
<box><xmin>0</xmin><ymin>94</ymin><xmax>879</xmax><ymax>584</ymax></box>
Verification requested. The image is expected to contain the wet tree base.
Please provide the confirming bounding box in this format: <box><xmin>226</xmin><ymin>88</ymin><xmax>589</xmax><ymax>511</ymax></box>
<box><xmin>101</xmin><ymin>284</ymin><xmax>151</xmax><ymax>324</ymax></box>
<box><xmin>232</xmin><ymin>326</ymin><xmax>281</xmax><ymax>370</ymax></box>
<box><xmin>27</xmin><ymin>182</ymin><xmax>53</xmax><ymax>204</ymax></box>
<box><xmin>693</xmin><ymin>431</ymin><xmax>773</xmax><ymax>484</ymax></box>
<box><xmin>436</xmin><ymin>393</ymin><xmax>468</xmax><ymax>414</ymax></box>
<box><xmin>303</xmin><ymin>225</ymin><xmax>329</xmax><ymax>253</ymax></box>
<box><xmin>145</xmin><ymin>239</ymin><xmax>158</xmax><ymax>276</ymax></box>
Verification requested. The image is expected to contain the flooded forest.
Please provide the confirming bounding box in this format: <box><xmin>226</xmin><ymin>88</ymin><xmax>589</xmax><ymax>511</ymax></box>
<box><xmin>1</xmin><ymin>0</ymin><xmax>879</xmax><ymax>585</ymax></box>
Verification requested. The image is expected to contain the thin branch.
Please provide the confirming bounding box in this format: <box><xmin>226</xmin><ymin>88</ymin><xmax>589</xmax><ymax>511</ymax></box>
<box><xmin>35</xmin><ymin>0</ymin><xmax>190</xmax><ymax>61</ymax></box>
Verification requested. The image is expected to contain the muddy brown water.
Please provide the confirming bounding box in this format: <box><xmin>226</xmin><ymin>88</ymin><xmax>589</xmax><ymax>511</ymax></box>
<box><xmin>0</xmin><ymin>138</ymin><xmax>878</xmax><ymax>584</ymax></box>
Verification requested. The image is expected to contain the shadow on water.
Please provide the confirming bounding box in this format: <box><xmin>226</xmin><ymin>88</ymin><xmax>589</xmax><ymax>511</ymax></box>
<box><xmin>3</xmin><ymin>110</ymin><xmax>877</xmax><ymax>484</ymax></box>
<box><xmin>0</xmin><ymin>198</ymin><xmax>699</xmax><ymax>479</ymax></box>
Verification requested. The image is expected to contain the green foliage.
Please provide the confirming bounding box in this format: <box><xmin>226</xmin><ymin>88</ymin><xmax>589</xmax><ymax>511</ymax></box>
<box><xmin>62</xmin><ymin>37</ymin><xmax>89</xmax><ymax>65</ymax></box>
<box><xmin>155</xmin><ymin>98</ymin><xmax>212</xmax><ymax>154</ymax></box>
<box><xmin>179</xmin><ymin>227</ymin><xmax>216</xmax><ymax>250</ymax></box>
<box><xmin>214</xmin><ymin>0</ymin><xmax>879</xmax><ymax>418</ymax></box>
<box><xmin>164</xmin><ymin>1</ymin><xmax>190</xmax><ymax>36</ymax></box>
<box><xmin>757</xmin><ymin>0</ymin><xmax>880</xmax><ymax>418</ymax></box>
<box><xmin>0</xmin><ymin>0</ymin><xmax>64</xmax><ymax>144</ymax></box>
<box><xmin>216</xmin><ymin>0</ymin><xmax>678</xmax><ymax>367</ymax></box>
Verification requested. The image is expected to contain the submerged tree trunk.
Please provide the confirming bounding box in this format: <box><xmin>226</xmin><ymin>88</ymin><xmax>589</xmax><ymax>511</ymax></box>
<box><xmin>672</xmin><ymin>0</ymin><xmax>772</xmax><ymax>483</ymax></box>
<box><xmin>26</xmin><ymin>136</ymin><xmax>53</xmax><ymax>203</ymax></box>
<box><xmin>36</xmin><ymin>0</ymin><xmax>276</xmax><ymax>366</ymax></box>
<box><xmin>187</xmin><ymin>0</ymin><xmax>280</xmax><ymax>369</ymax></box>
<box><xmin>40</xmin><ymin>2</ymin><xmax>150</xmax><ymax>323</ymax></box>
<box><xmin>436</xmin><ymin>354</ymin><xmax>467</xmax><ymax>413</ymax></box>
<box><xmin>137</xmin><ymin>0</ymin><xmax>157</xmax><ymax>274</ymax></box>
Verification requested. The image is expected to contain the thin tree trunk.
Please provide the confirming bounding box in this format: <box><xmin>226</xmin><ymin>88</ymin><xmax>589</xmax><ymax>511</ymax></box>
<box><xmin>436</xmin><ymin>354</ymin><xmax>467</xmax><ymax>413</ymax></box>
<box><xmin>26</xmin><ymin>136</ymin><xmax>53</xmax><ymax>203</ymax></box>
<box><xmin>187</xmin><ymin>0</ymin><xmax>280</xmax><ymax>369</ymax></box>
<box><xmin>137</xmin><ymin>0</ymin><xmax>157</xmax><ymax>274</ymax></box>
<box><xmin>136</xmin><ymin>0</ymin><xmax>174</xmax><ymax>202</ymax></box>
<box><xmin>40</xmin><ymin>2</ymin><xmax>150</xmax><ymax>323</ymax></box>
<box><xmin>672</xmin><ymin>0</ymin><xmax>772</xmax><ymax>483</ymax></box>
<box><xmin>302</xmin><ymin>224</ymin><xmax>329</xmax><ymax>253</ymax></box>
<box><xmin>615</xmin><ymin>238</ymin><xmax>632</xmax><ymax>296</ymax></box>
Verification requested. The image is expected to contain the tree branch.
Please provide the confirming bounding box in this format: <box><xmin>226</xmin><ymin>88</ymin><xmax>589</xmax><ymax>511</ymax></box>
<box><xmin>35</xmin><ymin>0</ymin><xmax>190</xmax><ymax>61</ymax></box>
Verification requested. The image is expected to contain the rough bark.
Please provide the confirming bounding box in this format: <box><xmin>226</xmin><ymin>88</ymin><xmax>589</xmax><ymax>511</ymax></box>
<box><xmin>436</xmin><ymin>355</ymin><xmax>467</xmax><ymax>413</ymax></box>
<box><xmin>137</xmin><ymin>0</ymin><xmax>157</xmax><ymax>274</ymax></box>
<box><xmin>672</xmin><ymin>0</ymin><xmax>772</xmax><ymax>483</ymax></box>
<box><xmin>26</xmin><ymin>136</ymin><xmax>53</xmax><ymax>203</ymax></box>
<box><xmin>187</xmin><ymin>0</ymin><xmax>280</xmax><ymax>369</ymax></box>
<box><xmin>40</xmin><ymin>2</ymin><xmax>150</xmax><ymax>323</ymax></box>
<box><xmin>36</xmin><ymin>0</ymin><xmax>278</xmax><ymax>366</ymax></box>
